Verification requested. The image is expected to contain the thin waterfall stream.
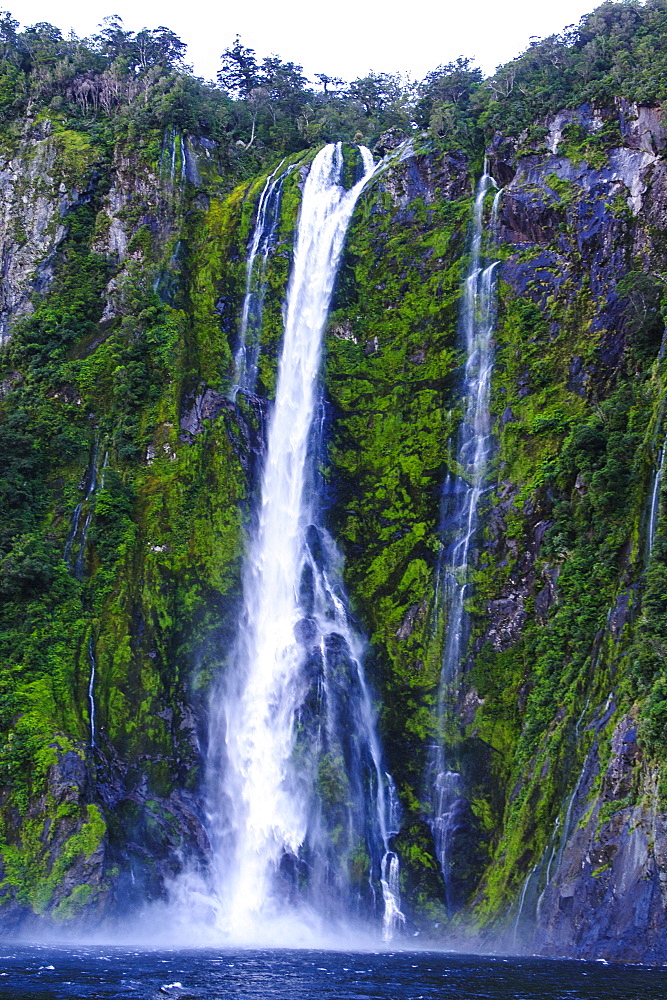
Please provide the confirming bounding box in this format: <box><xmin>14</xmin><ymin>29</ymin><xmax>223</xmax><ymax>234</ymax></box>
<box><xmin>430</xmin><ymin>166</ymin><xmax>501</xmax><ymax>905</ymax></box>
<box><xmin>87</xmin><ymin>636</ymin><xmax>97</xmax><ymax>749</ymax></box>
<box><xmin>647</xmin><ymin>434</ymin><xmax>666</xmax><ymax>559</ymax></box>
<box><xmin>64</xmin><ymin>441</ymin><xmax>99</xmax><ymax>577</ymax></box>
<box><xmin>64</xmin><ymin>443</ymin><xmax>107</xmax><ymax>752</ymax></box>
<box><xmin>231</xmin><ymin>159</ymin><xmax>292</xmax><ymax>397</ymax></box>
<box><xmin>200</xmin><ymin>143</ymin><xmax>403</xmax><ymax>943</ymax></box>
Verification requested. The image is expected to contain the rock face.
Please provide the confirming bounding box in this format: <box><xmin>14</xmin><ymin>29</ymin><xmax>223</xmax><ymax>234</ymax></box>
<box><xmin>0</xmin><ymin>112</ymin><xmax>245</xmax><ymax>929</ymax></box>
<box><xmin>0</xmin><ymin>121</ymin><xmax>82</xmax><ymax>343</ymax></box>
<box><xmin>532</xmin><ymin>717</ymin><xmax>667</xmax><ymax>965</ymax></box>
<box><xmin>454</xmin><ymin>100</ymin><xmax>667</xmax><ymax>963</ymax></box>
<box><xmin>3</xmin><ymin>96</ymin><xmax>667</xmax><ymax>964</ymax></box>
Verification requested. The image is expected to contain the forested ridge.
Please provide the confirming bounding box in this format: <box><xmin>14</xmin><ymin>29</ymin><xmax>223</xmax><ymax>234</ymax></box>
<box><xmin>1</xmin><ymin>2</ymin><xmax>667</xmax><ymax>170</ymax></box>
<box><xmin>1</xmin><ymin>0</ymin><xmax>667</xmax><ymax>960</ymax></box>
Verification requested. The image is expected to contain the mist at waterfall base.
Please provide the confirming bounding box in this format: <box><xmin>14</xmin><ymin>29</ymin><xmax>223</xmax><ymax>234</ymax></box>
<box><xmin>0</xmin><ymin>945</ymin><xmax>662</xmax><ymax>1000</ymax></box>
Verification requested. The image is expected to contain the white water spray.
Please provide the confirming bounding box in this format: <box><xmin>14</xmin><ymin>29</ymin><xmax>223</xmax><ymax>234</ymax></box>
<box><xmin>204</xmin><ymin>143</ymin><xmax>403</xmax><ymax>942</ymax></box>
<box><xmin>430</xmin><ymin>166</ymin><xmax>501</xmax><ymax>903</ymax></box>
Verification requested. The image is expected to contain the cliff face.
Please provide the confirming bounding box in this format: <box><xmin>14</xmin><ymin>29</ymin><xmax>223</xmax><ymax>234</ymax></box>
<box><xmin>0</xmin><ymin>119</ymin><xmax>249</xmax><ymax>924</ymax></box>
<box><xmin>2</xmin><ymin>97</ymin><xmax>667</xmax><ymax>961</ymax></box>
<box><xmin>475</xmin><ymin>101</ymin><xmax>667</xmax><ymax>964</ymax></box>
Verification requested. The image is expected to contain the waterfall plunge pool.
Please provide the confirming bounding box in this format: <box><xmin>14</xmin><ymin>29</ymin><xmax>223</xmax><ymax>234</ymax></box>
<box><xmin>0</xmin><ymin>944</ymin><xmax>662</xmax><ymax>998</ymax></box>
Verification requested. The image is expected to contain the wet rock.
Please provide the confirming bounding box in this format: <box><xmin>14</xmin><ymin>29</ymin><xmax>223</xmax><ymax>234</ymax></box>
<box><xmin>500</xmin><ymin>187</ymin><xmax>562</xmax><ymax>245</ymax></box>
<box><xmin>528</xmin><ymin>712</ymin><xmax>667</xmax><ymax>964</ymax></box>
<box><xmin>396</xmin><ymin>601</ymin><xmax>426</xmax><ymax>640</ymax></box>
<box><xmin>222</xmin><ymin>391</ymin><xmax>269</xmax><ymax>481</ymax></box>
<box><xmin>182</xmin><ymin>136</ymin><xmax>202</xmax><ymax>186</ymax></box>
<box><xmin>373</xmin><ymin>129</ymin><xmax>407</xmax><ymax>156</ymax></box>
<box><xmin>380</xmin><ymin>151</ymin><xmax>468</xmax><ymax>208</ymax></box>
<box><xmin>567</xmin><ymin>356</ymin><xmax>589</xmax><ymax>397</ymax></box>
<box><xmin>608</xmin><ymin>591</ymin><xmax>631</xmax><ymax>641</ymax></box>
<box><xmin>461</xmin><ymin>689</ymin><xmax>483</xmax><ymax>727</ymax></box>
<box><xmin>294</xmin><ymin>617</ymin><xmax>318</xmax><ymax>646</ymax></box>
<box><xmin>604</xmin><ymin>716</ymin><xmax>641</xmax><ymax>800</ymax></box>
<box><xmin>179</xmin><ymin>386</ymin><xmax>231</xmax><ymax>436</ymax></box>
<box><xmin>500</xmin><ymin>406</ymin><xmax>516</xmax><ymax>428</ymax></box>
<box><xmin>517</xmin><ymin>373</ymin><xmax>531</xmax><ymax>399</ymax></box>
<box><xmin>488</xmin><ymin>132</ymin><xmax>518</xmax><ymax>185</ymax></box>
<box><xmin>48</xmin><ymin>748</ymin><xmax>88</xmax><ymax>805</ymax></box>
<box><xmin>487</xmin><ymin>593</ymin><xmax>527</xmax><ymax>650</ymax></box>
<box><xmin>305</xmin><ymin>524</ymin><xmax>325</xmax><ymax>567</ymax></box>
<box><xmin>535</xmin><ymin>565</ymin><xmax>559</xmax><ymax>620</ymax></box>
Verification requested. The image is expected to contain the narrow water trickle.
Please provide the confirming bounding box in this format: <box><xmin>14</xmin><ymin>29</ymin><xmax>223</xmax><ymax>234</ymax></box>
<box><xmin>64</xmin><ymin>441</ymin><xmax>100</xmax><ymax>579</ymax></box>
<box><xmin>513</xmin><ymin>865</ymin><xmax>538</xmax><ymax>945</ymax></box>
<box><xmin>64</xmin><ymin>446</ymin><xmax>106</xmax><ymax>752</ymax></box>
<box><xmin>647</xmin><ymin>436</ymin><xmax>666</xmax><ymax>559</ymax></box>
<box><xmin>430</xmin><ymin>165</ymin><xmax>501</xmax><ymax>905</ymax></box>
<box><xmin>88</xmin><ymin>636</ymin><xmax>97</xmax><ymax>748</ymax></box>
<box><xmin>203</xmin><ymin>143</ymin><xmax>403</xmax><ymax>943</ymax></box>
<box><xmin>231</xmin><ymin>160</ymin><xmax>291</xmax><ymax>397</ymax></box>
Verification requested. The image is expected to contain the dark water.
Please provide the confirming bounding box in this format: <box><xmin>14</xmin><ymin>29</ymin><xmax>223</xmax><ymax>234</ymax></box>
<box><xmin>0</xmin><ymin>946</ymin><xmax>664</xmax><ymax>999</ymax></box>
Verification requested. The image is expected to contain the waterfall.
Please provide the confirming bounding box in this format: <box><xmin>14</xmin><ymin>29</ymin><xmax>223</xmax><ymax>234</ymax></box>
<box><xmin>429</xmin><ymin>166</ymin><xmax>501</xmax><ymax>903</ymax></box>
<box><xmin>64</xmin><ymin>442</ymin><xmax>99</xmax><ymax>579</ymax></box>
<box><xmin>204</xmin><ymin>143</ymin><xmax>403</xmax><ymax>943</ymax></box>
<box><xmin>231</xmin><ymin>160</ymin><xmax>291</xmax><ymax>397</ymax></box>
<box><xmin>647</xmin><ymin>437</ymin><xmax>666</xmax><ymax>558</ymax></box>
<box><xmin>512</xmin><ymin>865</ymin><xmax>538</xmax><ymax>946</ymax></box>
<box><xmin>88</xmin><ymin>636</ymin><xmax>97</xmax><ymax>748</ymax></box>
<box><xmin>64</xmin><ymin>445</ymin><xmax>106</xmax><ymax>750</ymax></box>
<box><xmin>160</xmin><ymin>128</ymin><xmax>184</xmax><ymax>194</ymax></box>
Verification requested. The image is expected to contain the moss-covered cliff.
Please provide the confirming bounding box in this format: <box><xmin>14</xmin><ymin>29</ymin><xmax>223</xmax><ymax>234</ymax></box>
<box><xmin>2</xmin><ymin>1</ymin><xmax>667</xmax><ymax>965</ymax></box>
<box><xmin>321</xmin><ymin>105</ymin><xmax>667</xmax><ymax>963</ymax></box>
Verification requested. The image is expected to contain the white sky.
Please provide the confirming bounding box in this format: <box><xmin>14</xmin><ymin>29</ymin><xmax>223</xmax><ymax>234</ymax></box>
<box><xmin>13</xmin><ymin>0</ymin><xmax>600</xmax><ymax>83</ymax></box>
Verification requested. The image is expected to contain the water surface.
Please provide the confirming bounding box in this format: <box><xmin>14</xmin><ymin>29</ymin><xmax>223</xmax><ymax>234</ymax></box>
<box><xmin>0</xmin><ymin>946</ymin><xmax>663</xmax><ymax>999</ymax></box>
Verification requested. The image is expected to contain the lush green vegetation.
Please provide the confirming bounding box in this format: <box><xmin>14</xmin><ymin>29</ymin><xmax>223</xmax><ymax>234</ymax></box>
<box><xmin>1</xmin><ymin>0</ymin><xmax>667</xmax><ymax>944</ymax></box>
<box><xmin>2</xmin><ymin>2</ymin><xmax>667</xmax><ymax>176</ymax></box>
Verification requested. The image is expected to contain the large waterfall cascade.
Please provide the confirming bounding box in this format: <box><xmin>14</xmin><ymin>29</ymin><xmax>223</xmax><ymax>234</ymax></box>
<box><xmin>430</xmin><ymin>166</ymin><xmax>502</xmax><ymax>906</ymax></box>
<box><xmin>204</xmin><ymin>143</ymin><xmax>404</xmax><ymax>943</ymax></box>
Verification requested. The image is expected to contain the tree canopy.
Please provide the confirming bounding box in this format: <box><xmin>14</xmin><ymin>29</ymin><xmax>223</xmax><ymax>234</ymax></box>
<box><xmin>0</xmin><ymin>2</ymin><xmax>666</xmax><ymax>174</ymax></box>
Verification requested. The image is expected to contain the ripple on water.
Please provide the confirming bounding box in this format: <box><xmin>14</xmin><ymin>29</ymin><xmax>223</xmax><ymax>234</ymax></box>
<box><xmin>0</xmin><ymin>946</ymin><xmax>663</xmax><ymax>1000</ymax></box>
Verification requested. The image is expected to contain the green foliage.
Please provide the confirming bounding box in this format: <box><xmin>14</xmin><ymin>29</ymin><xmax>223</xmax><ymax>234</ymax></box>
<box><xmin>480</xmin><ymin>0</ymin><xmax>667</xmax><ymax>140</ymax></box>
<box><xmin>0</xmin><ymin>534</ymin><xmax>56</xmax><ymax>597</ymax></box>
<box><xmin>558</xmin><ymin>119</ymin><xmax>623</xmax><ymax>169</ymax></box>
<box><xmin>319</xmin><ymin>170</ymin><xmax>472</xmax><ymax>914</ymax></box>
<box><xmin>9</xmin><ymin>200</ymin><xmax>109</xmax><ymax>372</ymax></box>
<box><xmin>5</xmin><ymin>1</ymin><xmax>667</xmax><ymax>182</ymax></box>
<box><xmin>2</xmin><ymin>0</ymin><xmax>667</xmax><ymax>932</ymax></box>
<box><xmin>616</xmin><ymin>270</ymin><xmax>666</xmax><ymax>366</ymax></box>
<box><xmin>1</xmin><ymin>802</ymin><xmax>105</xmax><ymax>915</ymax></box>
<box><xmin>415</xmin><ymin>58</ymin><xmax>484</xmax><ymax>158</ymax></box>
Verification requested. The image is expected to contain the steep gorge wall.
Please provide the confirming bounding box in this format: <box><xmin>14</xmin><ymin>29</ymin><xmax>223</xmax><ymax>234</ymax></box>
<box><xmin>1</xmin><ymin>103</ymin><xmax>667</xmax><ymax>962</ymax></box>
<box><xmin>322</xmin><ymin>104</ymin><xmax>667</xmax><ymax>960</ymax></box>
<box><xmin>474</xmin><ymin>102</ymin><xmax>667</xmax><ymax>963</ymax></box>
<box><xmin>0</xmin><ymin>119</ymin><xmax>254</xmax><ymax>924</ymax></box>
